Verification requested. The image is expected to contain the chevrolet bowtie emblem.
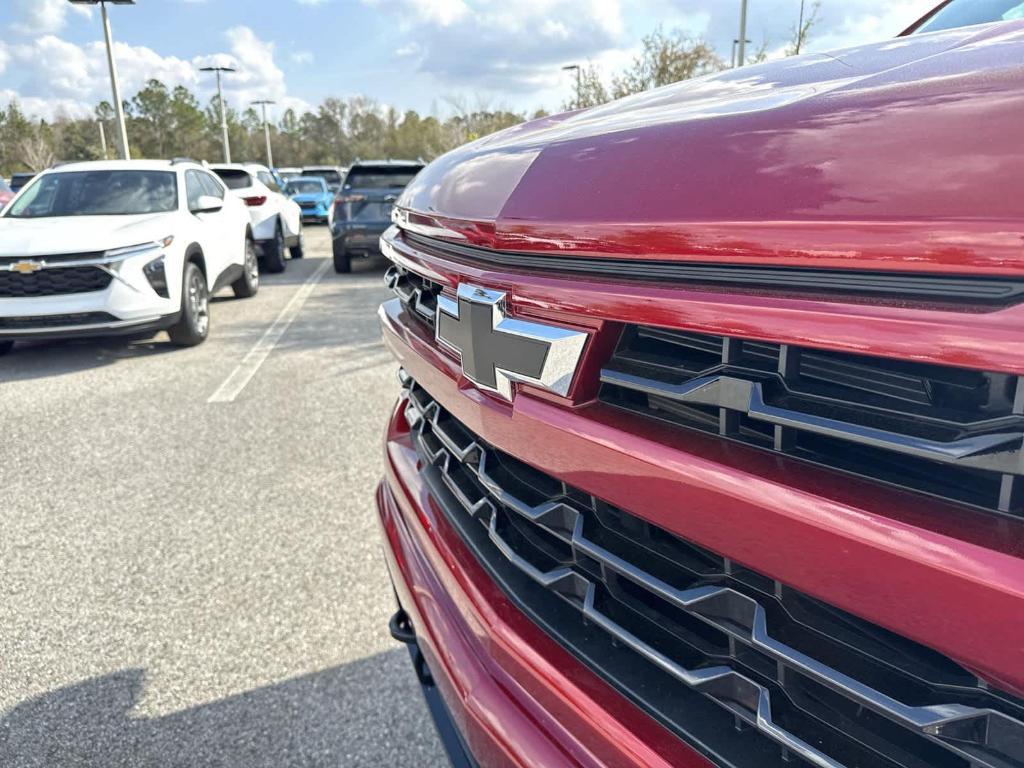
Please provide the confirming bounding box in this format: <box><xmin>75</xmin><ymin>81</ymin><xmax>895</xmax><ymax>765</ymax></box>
<box><xmin>9</xmin><ymin>260</ymin><xmax>43</xmax><ymax>275</ymax></box>
<box><xmin>436</xmin><ymin>284</ymin><xmax>587</xmax><ymax>400</ymax></box>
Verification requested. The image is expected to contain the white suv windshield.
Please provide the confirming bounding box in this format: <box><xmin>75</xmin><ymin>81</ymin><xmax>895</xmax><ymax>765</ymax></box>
<box><xmin>6</xmin><ymin>170</ymin><xmax>178</xmax><ymax>218</ymax></box>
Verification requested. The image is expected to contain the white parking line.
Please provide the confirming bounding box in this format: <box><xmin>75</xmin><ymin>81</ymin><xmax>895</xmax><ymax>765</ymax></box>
<box><xmin>207</xmin><ymin>259</ymin><xmax>331</xmax><ymax>403</ymax></box>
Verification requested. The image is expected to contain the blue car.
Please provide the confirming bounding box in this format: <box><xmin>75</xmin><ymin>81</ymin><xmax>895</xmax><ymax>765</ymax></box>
<box><xmin>284</xmin><ymin>176</ymin><xmax>334</xmax><ymax>225</ymax></box>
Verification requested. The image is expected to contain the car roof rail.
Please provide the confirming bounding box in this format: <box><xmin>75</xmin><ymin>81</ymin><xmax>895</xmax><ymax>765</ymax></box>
<box><xmin>171</xmin><ymin>157</ymin><xmax>200</xmax><ymax>165</ymax></box>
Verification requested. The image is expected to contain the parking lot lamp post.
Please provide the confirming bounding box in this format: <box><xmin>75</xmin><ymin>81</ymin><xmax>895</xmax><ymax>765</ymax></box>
<box><xmin>736</xmin><ymin>0</ymin><xmax>749</xmax><ymax>67</ymax></box>
<box><xmin>200</xmin><ymin>65</ymin><xmax>236</xmax><ymax>163</ymax></box>
<box><xmin>69</xmin><ymin>0</ymin><xmax>133</xmax><ymax>160</ymax></box>
<box><xmin>561</xmin><ymin>64</ymin><xmax>581</xmax><ymax>109</ymax></box>
<box><xmin>252</xmin><ymin>100</ymin><xmax>276</xmax><ymax>168</ymax></box>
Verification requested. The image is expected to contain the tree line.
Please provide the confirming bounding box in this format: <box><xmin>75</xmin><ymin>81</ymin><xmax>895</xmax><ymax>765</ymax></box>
<box><xmin>0</xmin><ymin>6</ymin><xmax>819</xmax><ymax>178</ymax></box>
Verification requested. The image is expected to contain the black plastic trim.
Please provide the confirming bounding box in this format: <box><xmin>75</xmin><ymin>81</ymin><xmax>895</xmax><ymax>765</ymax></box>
<box><xmin>402</xmin><ymin>231</ymin><xmax>1024</xmax><ymax>306</ymax></box>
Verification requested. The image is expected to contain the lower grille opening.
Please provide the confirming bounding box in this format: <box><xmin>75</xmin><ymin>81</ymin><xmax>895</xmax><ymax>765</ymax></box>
<box><xmin>0</xmin><ymin>312</ymin><xmax>118</xmax><ymax>330</ymax></box>
<box><xmin>0</xmin><ymin>267</ymin><xmax>112</xmax><ymax>297</ymax></box>
<box><xmin>402</xmin><ymin>377</ymin><xmax>1024</xmax><ymax>768</ymax></box>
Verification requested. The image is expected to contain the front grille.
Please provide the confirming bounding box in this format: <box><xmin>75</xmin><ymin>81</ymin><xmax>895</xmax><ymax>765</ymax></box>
<box><xmin>0</xmin><ymin>267</ymin><xmax>112</xmax><ymax>298</ymax></box>
<box><xmin>299</xmin><ymin>202</ymin><xmax>318</xmax><ymax>209</ymax></box>
<box><xmin>0</xmin><ymin>251</ymin><xmax>104</xmax><ymax>267</ymax></box>
<box><xmin>600</xmin><ymin>326</ymin><xmax>1024</xmax><ymax>518</ymax></box>
<box><xmin>385</xmin><ymin>265</ymin><xmax>440</xmax><ymax>328</ymax></box>
<box><xmin>0</xmin><ymin>312</ymin><xmax>117</xmax><ymax>330</ymax></box>
<box><xmin>403</xmin><ymin>377</ymin><xmax>1024</xmax><ymax>768</ymax></box>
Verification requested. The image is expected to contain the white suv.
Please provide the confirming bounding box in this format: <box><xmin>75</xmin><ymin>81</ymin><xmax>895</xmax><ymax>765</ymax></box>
<box><xmin>0</xmin><ymin>159</ymin><xmax>259</xmax><ymax>353</ymax></box>
<box><xmin>210</xmin><ymin>163</ymin><xmax>302</xmax><ymax>273</ymax></box>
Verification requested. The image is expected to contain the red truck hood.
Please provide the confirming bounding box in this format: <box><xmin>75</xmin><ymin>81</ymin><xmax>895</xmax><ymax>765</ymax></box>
<box><xmin>400</xmin><ymin>20</ymin><xmax>1024</xmax><ymax>275</ymax></box>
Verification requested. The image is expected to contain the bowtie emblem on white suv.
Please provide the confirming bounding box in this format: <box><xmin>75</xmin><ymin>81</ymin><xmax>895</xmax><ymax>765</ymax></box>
<box><xmin>8</xmin><ymin>260</ymin><xmax>44</xmax><ymax>275</ymax></box>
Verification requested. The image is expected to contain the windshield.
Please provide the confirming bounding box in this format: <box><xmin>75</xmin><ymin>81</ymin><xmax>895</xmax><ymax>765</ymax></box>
<box><xmin>344</xmin><ymin>167</ymin><xmax>421</xmax><ymax>190</ymax></box>
<box><xmin>911</xmin><ymin>0</ymin><xmax>1024</xmax><ymax>33</ymax></box>
<box><xmin>303</xmin><ymin>169</ymin><xmax>342</xmax><ymax>186</ymax></box>
<box><xmin>5</xmin><ymin>170</ymin><xmax>178</xmax><ymax>218</ymax></box>
<box><xmin>212</xmin><ymin>168</ymin><xmax>253</xmax><ymax>190</ymax></box>
<box><xmin>286</xmin><ymin>180</ymin><xmax>326</xmax><ymax>195</ymax></box>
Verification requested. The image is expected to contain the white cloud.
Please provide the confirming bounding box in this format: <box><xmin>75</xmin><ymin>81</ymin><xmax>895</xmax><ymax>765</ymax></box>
<box><xmin>363</xmin><ymin>0</ymin><xmax>629</xmax><ymax>93</ymax></box>
<box><xmin>0</xmin><ymin>24</ymin><xmax>310</xmax><ymax>121</ymax></box>
<box><xmin>290</xmin><ymin>51</ymin><xmax>314</xmax><ymax>65</ymax></box>
<box><xmin>9</xmin><ymin>0</ymin><xmax>91</xmax><ymax>36</ymax></box>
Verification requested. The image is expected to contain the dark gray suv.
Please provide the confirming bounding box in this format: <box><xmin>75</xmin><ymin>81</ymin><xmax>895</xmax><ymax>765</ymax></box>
<box><xmin>331</xmin><ymin>160</ymin><xmax>423</xmax><ymax>273</ymax></box>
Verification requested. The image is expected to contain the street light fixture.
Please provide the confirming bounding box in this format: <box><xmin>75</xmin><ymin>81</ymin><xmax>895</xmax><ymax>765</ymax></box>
<box><xmin>68</xmin><ymin>0</ymin><xmax>134</xmax><ymax>160</ymax></box>
<box><xmin>561</xmin><ymin>64</ymin><xmax>581</xmax><ymax>110</ymax></box>
<box><xmin>199</xmin><ymin>65</ymin><xmax>236</xmax><ymax>163</ymax></box>
<box><xmin>736</xmin><ymin>0</ymin><xmax>749</xmax><ymax>68</ymax></box>
<box><xmin>251</xmin><ymin>100</ymin><xmax>276</xmax><ymax>169</ymax></box>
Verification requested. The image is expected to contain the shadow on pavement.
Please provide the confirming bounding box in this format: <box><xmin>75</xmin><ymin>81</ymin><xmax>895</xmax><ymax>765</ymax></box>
<box><xmin>0</xmin><ymin>335</ymin><xmax>176</xmax><ymax>384</ymax></box>
<box><xmin>0</xmin><ymin>648</ymin><xmax>443</xmax><ymax>768</ymax></box>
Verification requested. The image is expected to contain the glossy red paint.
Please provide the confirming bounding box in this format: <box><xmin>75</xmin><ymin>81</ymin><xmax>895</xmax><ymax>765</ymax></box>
<box><xmin>379</xmin><ymin>298</ymin><xmax>1024</xmax><ymax>699</ymax></box>
<box><xmin>376</xmin><ymin>20</ymin><xmax>1024</xmax><ymax>765</ymax></box>
<box><xmin>398</xmin><ymin>21</ymin><xmax>1024</xmax><ymax>275</ymax></box>
<box><xmin>378</xmin><ymin>406</ymin><xmax>712</xmax><ymax>768</ymax></box>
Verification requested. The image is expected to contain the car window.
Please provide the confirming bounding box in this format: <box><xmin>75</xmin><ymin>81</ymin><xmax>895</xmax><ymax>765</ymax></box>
<box><xmin>343</xmin><ymin>167</ymin><xmax>422</xmax><ymax>189</ymax></box>
<box><xmin>198</xmin><ymin>172</ymin><xmax>225</xmax><ymax>199</ymax></box>
<box><xmin>212</xmin><ymin>168</ymin><xmax>253</xmax><ymax>190</ymax></box>
<box><xmin>257</xmin><ymin>171</ymin><xmax>281</xmax><ymax>193</ymax></box>
<box><xmin>911</xmin><ymin>0</ymin><xmax>1024</xmax><ymax>33</ymax></box>
<box><xmin>285</xmin><ymin>180</ymin><xmax>325</xmax><ymax>194</ymax></box>
<box><xmin>6</xmin><ymin>170</ymin><xmax>178</xmax><ymax>218</ymax></box>
<box><xmin>302</xmin><ymin>169</ymin><xmax>342</xmax><ymax>186</ymax></box>
<box><xmin>184</xmin><ymin>170</ymin><xmax>207</xmax><ymax>211</ymax></box>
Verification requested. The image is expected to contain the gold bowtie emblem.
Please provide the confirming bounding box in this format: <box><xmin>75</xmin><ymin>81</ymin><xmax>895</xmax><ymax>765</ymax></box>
<box><xmin>9</xmin><ymin>260</ymin><xmax>43</xmax><ymax>274</ymax></box>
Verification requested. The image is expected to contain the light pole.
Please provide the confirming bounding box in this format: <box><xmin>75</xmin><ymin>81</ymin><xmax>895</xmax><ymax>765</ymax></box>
<box><xmin>69</xmin><ymin>0</ymin><xmax>133</xmax><ymax>159</ymax></box>
<box><xmin>200</xmin><ymin>65</ymin><xmax>236</xmax><ymax>163</ymax></box>
<box><xmin>736</xmin><ymin>0</ymin><xmax>749</xmax><ymax>67</ymax></box>
<box><xmin>252</xmin><ymin>99</ymin><xmax>276</xmax><ymax>168</ymax></box>
<box><xmin>562</xmin><ymin>64</ymin><xmax>581</xmax><ymax>109</ymax></box>
<box><xmin>731</xmin><ymin>38</ymin><xmax>752</xmax><ymax>68</ymax></box>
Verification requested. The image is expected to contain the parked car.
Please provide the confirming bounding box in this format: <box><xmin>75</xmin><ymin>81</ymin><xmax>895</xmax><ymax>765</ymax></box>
<box><xmin>210</xmin><ymin>162</ymin><xmax>302</xmax><ymax>273</ymax></box>
<box><xmin>276</xmin><ymin>167</ymin><xmax>303</xmax><ymax>181</ymax></box>
<box><xmin>301</xmin><ymin>165</ymin><xmax>345</xmax><ymax>193</ymax></box>
<box><xmin>373</xmin><ymin>5</ymin><xmax>1024</xmax><ymax>768</ymax></box>
<box><xmin>0</xmin><ymin>159</ymin><xmax>257</xmax><ymax>353</ymax></box>
<box><xmin>330</xmin><ymin>160</ymin><xmax>422</xmax><ymax>273</ymax></box>
<box><xmin>0</xmin><ymin>179</ymin><xmax>13</xmax><ymax>211</ymax></box>
<box><xmin>8</xmin><ymin>172</ymin><xmax>35</xmax><ymax>194</ymax></box>
<box><xmin>284</xmin><ymin>176</ymin><xmax>334</xmax><ymax>226</ymax></box>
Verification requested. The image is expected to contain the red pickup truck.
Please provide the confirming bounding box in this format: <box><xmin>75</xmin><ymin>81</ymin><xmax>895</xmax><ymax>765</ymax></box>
<box><xmin>376</xmin><ymin>4</ymin><xmax>1024</xmax><ymax>767</ymax></box>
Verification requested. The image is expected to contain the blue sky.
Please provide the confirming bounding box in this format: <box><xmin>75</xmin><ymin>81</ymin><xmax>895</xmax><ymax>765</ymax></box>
<box><xmin>1</xmin><ymin>0</ymin><xmax>937</xmax><ymax>122</ymax></box>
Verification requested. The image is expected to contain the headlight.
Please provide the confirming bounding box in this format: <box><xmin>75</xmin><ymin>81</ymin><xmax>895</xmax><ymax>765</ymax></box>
<box><xmin>104</xmin><ymin>235</ymin><xmax>174</xmax><ymax>260</ymax></box>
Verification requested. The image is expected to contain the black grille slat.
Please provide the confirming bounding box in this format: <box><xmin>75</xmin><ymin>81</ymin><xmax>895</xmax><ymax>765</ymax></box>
<box><xmin>0</xmin><ymin>312</ymin><xmax>117</xmax><ymax>330</ymax></box>
<box><xmin>0</xmin><ymin>267</ymin><xmax>111</xmax><ymax>297</ymax></box>
<box><xmin>403</xmin><ymin>377</ymin><xmax>1024</xmax><ymax>768</ymax></box>
<box><xmin>384</xmin><ymin>265</ymin><xmax>440</xmax><ymax>328</ymax></box>
<box><xmin>601</xmin><ymin>327</ymin><xmax>1024</xmax><ymax>517</ymax></box>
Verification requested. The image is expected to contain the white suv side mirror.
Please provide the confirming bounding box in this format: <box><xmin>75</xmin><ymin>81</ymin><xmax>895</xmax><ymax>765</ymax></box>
<box><xmin>191</xmin><ymin>195</ymin><xmax>223</xmax><ymax>213</ymax></box>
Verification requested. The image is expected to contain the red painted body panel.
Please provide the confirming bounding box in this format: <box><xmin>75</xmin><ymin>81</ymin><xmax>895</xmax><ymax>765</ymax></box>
<box><xmin>399</xmin><ymin>21</ymin><xmax>1024</xmax><ymax>275</ymax></box>
<box><xmin>376</xmin><ymin>21</ymin><xmax>1024</xmax><ymax>766</ymax></box>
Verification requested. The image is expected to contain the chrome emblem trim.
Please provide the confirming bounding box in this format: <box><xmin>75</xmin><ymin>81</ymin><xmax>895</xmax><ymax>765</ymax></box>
<box><xmin>436</xmin><ymin>284</ymin><xmax>587</xmax><ymax>401</ymax></box>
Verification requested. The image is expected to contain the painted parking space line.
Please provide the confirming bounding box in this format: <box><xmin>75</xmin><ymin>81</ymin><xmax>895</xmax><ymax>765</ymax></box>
<box><xmin>207</xmin><ymin>259</ymin><xmax>331</xmax><ymax>403</ymax></box>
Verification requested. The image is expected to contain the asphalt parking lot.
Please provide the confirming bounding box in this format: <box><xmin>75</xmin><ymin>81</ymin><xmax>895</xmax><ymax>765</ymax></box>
<box><xmin>0</xmin><ymin>227</ymin><xmax>446</xmax><ymax>767</ymax></box>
